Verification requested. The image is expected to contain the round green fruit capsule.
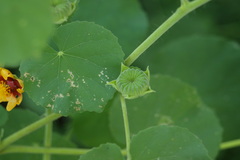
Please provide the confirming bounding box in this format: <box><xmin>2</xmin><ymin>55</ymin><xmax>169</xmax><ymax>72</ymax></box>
<box><xmin>51</xmin><ymin>0</ymin><xmax>77</xmax><ymax>24</ymax></box>
<box><xmin>107</xmin><ymin>63</ymin><xmax>154</xmax><ymax>99</ymax></box>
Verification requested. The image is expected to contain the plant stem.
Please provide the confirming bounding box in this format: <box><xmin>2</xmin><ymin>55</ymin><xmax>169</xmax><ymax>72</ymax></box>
<box><xmin>43</xmin><ymin>109</ymin><xmax>53</xmax><ymax>160</ymax></box>
<box><xmin>120</xmin><ymin>95</ymin><xmax>131</xmax><ymax>160</ymax></box>
<box><xmin>0</xmin><ymin>145</ymin><xmax>89</xmax><ymax>155</ymax></box>
<box><xmin>0</xmin><ymin>145</ymin><xmax>127</xmax><ymax>155</ymax></box>
<box><xmin>124</xmin><ymin>0</ymin><xmax>211</xmax><ymax>66</ymax></box>
<box><xmin>220</xmin><ymin>139</ymin><xmax>240</xmax><ymax>150</ymax></box>
<box><xmin>0</xmin><ymin>113</ymin><xmax>61</xmax><ymax>151</ymax></box>
<box><xmin>181</xmin><ymin>0</ymin><xmax>190</xmax><ymax>6</ymax></box>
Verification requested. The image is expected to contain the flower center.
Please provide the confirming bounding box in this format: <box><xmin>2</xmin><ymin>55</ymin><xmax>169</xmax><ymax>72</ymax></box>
<box><xmin>0</xmin><ymin>76</ymin><xmax>22</xmax><ymax>98</ymax></box>
<box><xmin>0</xmin><ymin>81</ymin><xmax>10</xmax><ymax>100</ymax></box>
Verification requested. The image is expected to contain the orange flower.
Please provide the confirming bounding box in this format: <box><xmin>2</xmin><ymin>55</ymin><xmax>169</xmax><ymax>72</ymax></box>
<box><xmin>0</xmin><ymin>68</ymin><xmax>24</xmax><ymax>111</ymax></box>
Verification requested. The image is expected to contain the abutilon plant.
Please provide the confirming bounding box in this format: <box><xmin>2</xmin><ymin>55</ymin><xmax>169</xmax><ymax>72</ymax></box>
<box><xmin>0</xmin><ymin>68</ymin><xmax>24</xmax><ymax>111</ymax></box>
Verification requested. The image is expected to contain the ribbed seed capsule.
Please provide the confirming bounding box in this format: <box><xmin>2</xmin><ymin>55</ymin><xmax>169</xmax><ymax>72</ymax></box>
<box><xmin>51</xmin><ymin>0</ymin><xmax>77</xmax><ymax>24</ymax></box>
<box><xmin>107</xmin><ymin>63</ymin><xmax>154</xmax><ymax>99</ymax></box>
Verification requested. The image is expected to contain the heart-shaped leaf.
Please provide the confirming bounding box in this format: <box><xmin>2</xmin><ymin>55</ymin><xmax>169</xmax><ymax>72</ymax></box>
<box><xmin>20</xmin><ymin>21</ymin><xmax>124</xmax><ymax>115</ymax></box>
<box><xmin>140</xmin><ymin>35</ymin><xmax>240</xmax><ymax>141</ymax></box>
<box><xmin>131</xmin><ymin>125</ymin><xmax>212</xmax><ymax>160</ymax></box>
<box><xmin>109</xmin><ymin>75</ymin><xmax>222</xmax><ymax>158</ymax></box>
<box><xmin>70</xmin><ymin>0</ymin><xmax>148</xmax><ymax>54</ymax></box>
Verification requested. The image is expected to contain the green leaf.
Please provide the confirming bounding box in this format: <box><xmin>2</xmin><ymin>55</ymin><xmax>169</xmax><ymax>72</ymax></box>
<box><xmin>109</xmin><ymin>75</ymin><xmax>222</xmax><ymax>159</ymax></box>
<box><xmin>0</xmin><ymin>106</ymin><xmax>8</xmax><ymax>126</ymax></box>
<box><xmin>70</xmin><ymin>0</ymin><xmax>148</xmax><ymax>54</ymax></box>
<box><xmin>140</xmin><ymin>35</ymin><xmax>240</xmax><ymax>141</ymax></box>
<box><xmin>131</xmin><ymin>125</ymin><xmax>212</xmax><ymax>160</ymax></box>
<box><xmin>79</xmin><ymin>143</ymin><xmax>124</xmax><ymax>160</ymax></box>
<box><xmin>20</xmin><ymin>21</ymin><xmax>124</xmax><ymax>116</ymax></box>
<box><xmin>21</xmin><ymin>93</ymin><xmax>45</xmax><ymax>116</ymax></box>
<box><xmin>0</xmin><ymin>0</ymin><xmax>54</xmax><ymax>66</ymax></box>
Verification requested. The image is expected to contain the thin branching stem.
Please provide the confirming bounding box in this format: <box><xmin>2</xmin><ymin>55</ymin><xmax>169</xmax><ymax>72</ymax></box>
<box><xmin>220</xmin><ymin>139</ymin><xmax>240</xmax><ymax>150</ymax></box>
<box><xmin>0</xmin><ymin>145</ymin><xmax>127</xmax><ymax>156</ymax></box>
<box><xmin>120</xmin><ymin>95</ymin><xmax>132</xmax><ymax>160</ymax></box>
<box><xmin>124</xmin><ymin>0</ymin><xmax>211</xmax><ymax>66</ymax></box>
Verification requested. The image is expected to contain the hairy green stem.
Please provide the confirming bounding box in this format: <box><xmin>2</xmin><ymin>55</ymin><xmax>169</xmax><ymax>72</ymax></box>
<box><xmin>124</xmin><ymin>0</ymin><xmax>211</xmax><ymax>66</ymax></box>
<box><xmin>120</xmin><ymin>95</ymin><xmax>131</xmax><ymax>160</ymax></box>
<box><xmin>43</xmin><ymin>109</ymin><xmax>53</xmax><ymax>160</ymax></box>
<box><xmin>220</xmin><ymin>139</ymin><xmax>240</xmax><ymax>150</ymax></box>
<box><xmin>0</xmin><ymin>113</ymin><xmax>61</xmax><ymax>151</ymax></box>
<box><xmin>0</xmin><ymin>145</ymin><xmax>127</xmax><ymax>155</ymax></box>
